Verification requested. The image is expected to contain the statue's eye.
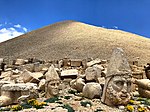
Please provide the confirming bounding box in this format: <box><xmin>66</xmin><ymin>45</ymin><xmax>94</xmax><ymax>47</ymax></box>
<box><xmin>50</xmin><ymin>83</ymin><xmax>55</xmax><ymax>86</ymax></box>
<box><xmin>116</xmin><ymin>81</ymin><xmax>124</xmax><ymax>86</ymax></box>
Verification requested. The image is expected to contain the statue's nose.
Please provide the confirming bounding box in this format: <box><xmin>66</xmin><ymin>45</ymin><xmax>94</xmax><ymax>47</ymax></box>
<box><xmin>121</xmin><ymin>83</ymin><xmax>127</xmax><ymax>94</ymax></box>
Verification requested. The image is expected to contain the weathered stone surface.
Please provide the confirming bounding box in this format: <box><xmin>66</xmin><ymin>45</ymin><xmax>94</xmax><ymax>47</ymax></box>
<box><xmin>87</xmin><ymin>58</ymin><xmax>101</xmax><ymax>67</ymax></box>
<box><xmin>1</xmin><ymin>83</ymin><xmax>36</xmax><ymax>91</ymax></box>
<box><xmin>82</xmin><ymin>82</ymin><xmax>102</xmax><ymax>99</ymax></box>
<box><xmin>85</xmin><ymin>66</ymin><xmax>101</xmax><ymax>82</ymax></box>
<box><xmin>102</xmin><ymin>48</ymin><xmax>132</xmax><ymax>106</ymax></box>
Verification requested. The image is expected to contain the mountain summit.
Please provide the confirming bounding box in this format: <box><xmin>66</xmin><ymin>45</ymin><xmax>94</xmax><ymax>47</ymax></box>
<box><xmin>0</xmin><ymin>20</ymin><xmax>150</xmax><ymax>64</ymax></box>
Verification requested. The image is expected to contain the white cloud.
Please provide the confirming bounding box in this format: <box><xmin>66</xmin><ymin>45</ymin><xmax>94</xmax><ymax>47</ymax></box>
<box><xmin>23</xmin><ymin>27</ymin><xmax>27</xmax><ymax>32</ymax></box>
<box><xmin>14</xmin><ymin>24</ymin><xmax>21</xmax><ymax>28</ymax></box>
<box><xmin>0</xmin><ymin>22</ymin><xmax>28</xmax><ymax>42</ymax></box>
<box><xmin>0</xmin><ymin>27</ymin><xmax>24</xmax><ymax>42</ymax></box>
<box><xmin>113</xmin><ymin>26</ymin><xmax>118</xmax><ymax>29</ymax></box>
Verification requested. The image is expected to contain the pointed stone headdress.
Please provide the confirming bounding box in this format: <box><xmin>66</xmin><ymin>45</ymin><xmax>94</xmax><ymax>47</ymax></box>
<box><xmin>45</xmin><ymin>64</ymin><xmax>60</xmax><ymax>81</ymax></box>
<box><xmin>106</xmin><ymin>47</ymin><xmax>132</xmax><ymax>78</ymax></box>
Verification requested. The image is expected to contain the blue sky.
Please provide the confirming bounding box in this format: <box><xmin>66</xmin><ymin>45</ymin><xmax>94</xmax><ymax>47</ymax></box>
<box><xmin>0</xmin><ymin>0</ymin><xmax>150</xmax><ymax>42</ymax></box>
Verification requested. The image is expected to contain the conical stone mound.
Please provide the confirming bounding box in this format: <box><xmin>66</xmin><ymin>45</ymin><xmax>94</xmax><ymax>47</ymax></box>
<box><xmin>0</xmin><ymin>20</ymin><xmax>150</xmax><ymax>64</ymax></box>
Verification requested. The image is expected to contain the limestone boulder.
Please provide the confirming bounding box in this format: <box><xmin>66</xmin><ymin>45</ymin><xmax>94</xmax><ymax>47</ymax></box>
<box><xmin>82</xmin><ymin>82</ymin><xmax>102</xmax><ymax>99</ymax></box>
<box><xmin>70</xmin><ymin>78</ymin><xmax>85</xmax><ymax>92</ymax></box>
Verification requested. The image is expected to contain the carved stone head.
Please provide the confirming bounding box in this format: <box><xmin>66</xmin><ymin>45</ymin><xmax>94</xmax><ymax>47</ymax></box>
<box><xmin>101</xmin><ymin>48</ymin><xmax>132</xmax><ymax>106</ymax></box>
<box><xmin>45</xmin><ymin>80</ymin><xmax>60</xmax><ymax>98</ymax></box>
<box><xmin>45</xmin><ymin>64</ymin><xmax>61</xmax><ymax>98</ymax></box>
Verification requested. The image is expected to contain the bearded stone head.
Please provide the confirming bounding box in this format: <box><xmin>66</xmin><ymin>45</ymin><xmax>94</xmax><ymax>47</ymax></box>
<box><xmin>101</xmin><ymin>48</ymin><xmax>132</xmax><ymax>106</ymax></box>
<box><xmin>104</xmin><ymin>74</ymin><xmax>132</xmax><ymax>106</ymax></box>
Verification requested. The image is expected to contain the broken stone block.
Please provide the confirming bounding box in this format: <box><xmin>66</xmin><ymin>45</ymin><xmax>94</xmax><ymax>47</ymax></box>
<box><xmin>19</xmin><ymin>69</ymin><xmax>43</xmax><ymax>83</ymax></box>
<box><xmin>29</xmin><ymin>72</ymin><xmax>43</xmax><ymax>83</ymax></box>
<box><xmin>60</xmin><ymin>69</ymin><xmax>78</xmax><ymax>79</ymax></box>
<box><xmin>87</xmin><ymin>58</ymin><xmax>101</xmax><ymax>67</ymax></box>
<box><xmin>70</xmin><ymin>59</ymin><xmax>82</xmax><ymax>67</ymax></box>
<box><xmin>101</xmin><ymin>48</ymin><xmax>132</xmax><ymax>106</ymax></box>
<box><xmin>15</xmin><ymin>59</ymin><xmax>25</xmax><ymax>65</ymax></box>
<box><xmin>82</xmin><ymin>82</ymin><xmax>102</xmax><ymax>99</ymax></box>
<box><xmin>0</xmin><ymin>83</ymin><xmax>38</xmax><ymax>106</ymax></box>
<box><xmin>85</xmin><ymin>66</ymin><xmax>101</xmax><ymax>82</ymax></box>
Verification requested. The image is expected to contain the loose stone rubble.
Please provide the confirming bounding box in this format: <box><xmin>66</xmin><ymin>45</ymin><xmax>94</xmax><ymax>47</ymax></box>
<box><xmin>0</xmin><ymin>48</ymin><xmax>150</xmax><ymax>111</ymax></box>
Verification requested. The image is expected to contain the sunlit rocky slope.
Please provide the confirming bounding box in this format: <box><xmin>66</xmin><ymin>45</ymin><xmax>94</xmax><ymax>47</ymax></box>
<box><xmin>0</xmin><ymin>20</ymin><xmax>150</xmax><ymax>64</ymax></box>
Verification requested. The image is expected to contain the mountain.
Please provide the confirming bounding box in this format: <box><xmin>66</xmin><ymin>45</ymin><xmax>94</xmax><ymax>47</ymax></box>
<box><xmin>0</xmin><ymin>20</ymin><xmax>150</xmax><ymax>65</ymax></box>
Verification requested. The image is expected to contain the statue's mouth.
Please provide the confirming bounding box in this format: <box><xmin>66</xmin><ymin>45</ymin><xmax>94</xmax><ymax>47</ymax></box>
<box><xmin>52</xmin><ymin>89</ymin><xmax>59</xmax><ymax>95</ymax></box>
<box><xmin>120</xmin><ymin>94</ymin><xmax>128</xmax><ymax>99</ymax></box>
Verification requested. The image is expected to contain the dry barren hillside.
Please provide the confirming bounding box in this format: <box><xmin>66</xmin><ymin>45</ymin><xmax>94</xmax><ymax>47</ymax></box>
<box><xmin>0</xmin><ymin>20</ymin><xmax>150</xmax><ymax>65</ymax></box>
